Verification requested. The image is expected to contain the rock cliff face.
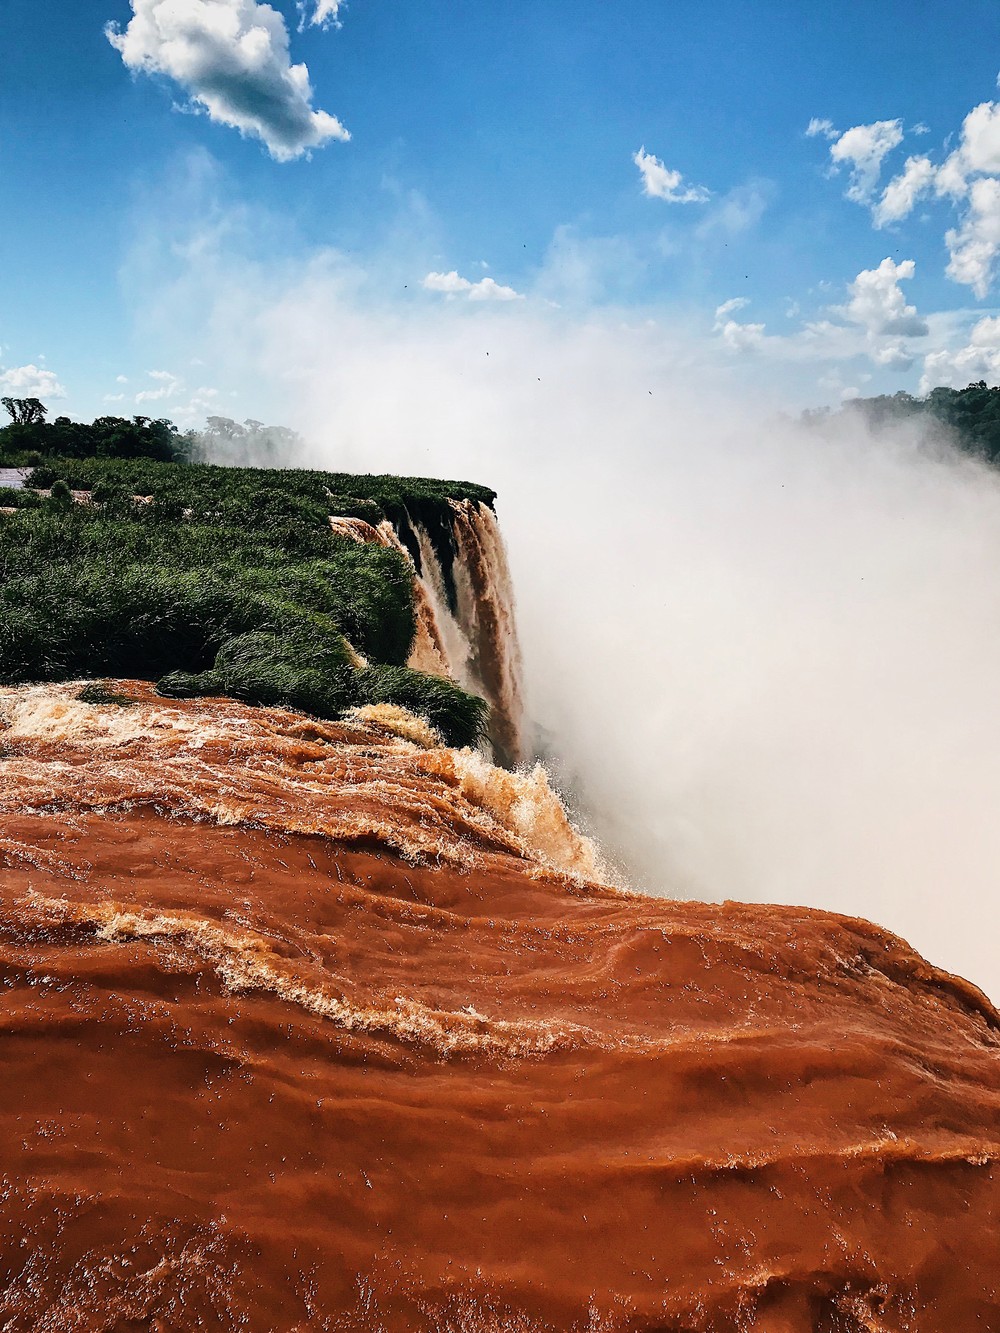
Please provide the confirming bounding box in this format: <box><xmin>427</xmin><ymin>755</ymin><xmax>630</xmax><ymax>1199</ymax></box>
<box><xmin>1</xmin><ymin>682</ymin><xmax>997</xmax><ymax>1332</ymax></box>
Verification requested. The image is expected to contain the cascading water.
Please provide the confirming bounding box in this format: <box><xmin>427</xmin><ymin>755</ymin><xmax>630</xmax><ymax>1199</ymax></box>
<box><xmin>447</xmin><ymin>500</ymin><xmax>524</xmax><ymax>767</ymax></box>
<box><xmin>331</xmin><ymin>500</ymin><xmax>524</xmax><ymax>765</ymax></box>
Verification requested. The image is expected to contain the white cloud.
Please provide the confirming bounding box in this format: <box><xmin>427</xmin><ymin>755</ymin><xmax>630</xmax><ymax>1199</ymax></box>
<box><xmin>829</xmin><ymin>119</ymin><xmax>904</xmax><ymax>203</ymax></box>
<box><xmin>172</xmin><ymin>385</ymin><xmax>222</xmax><ymax>422</ymax></box>
<box><xmin>421</xmin><ymin>271</ymin><xmax>477</xmax><ymax>296</ymax></box>
<box><xmin>707</xmin><ymin>263</ymin><xmax>936</xmax><ymax>374</ymax></box>
<box><xmin>870</xmin><ymin>342</ymin><xmax>914</xmax><ymax>371</ymax></box>
<box><xmin>712</xmin><ymin>298</ymin><xmax>765</xmax><ymax>352</ymax></box>
<box><xmin>944</xmin><ymin>175</ymin><xmax>1000</xmax><ymax>297</ymax></box>
<box><xmin>806</xmin><ymin>117</ymin><xmax>838</xmax><ymax>141</ymax></box>
<box><xmin>106</xmin><ymin>0</ymin><xmax>349</xmax><ymax>161</ymax></box>
<box><xmin>718</xmin><ymin>320</ymin><xmax>765</xmax><ymax>352</ymax></box>
<box><xmin>422</xmin><ymin>271</ymin><xmax>522</xmax><ymax>301</ymax></box>
<box><xmin>935</xmin><ymin>150</ymin><xmax>969</xmax><ymax>201</ymax></box>
<box><xmin>116</xmin><ymin>374</ymin><xmax>129</xmax><ymax>384</ymax></box>
<box><xmin>920</xmin><ymin>314</ymin><xmax>1000</xmax><ymax>391</ymax></box>
<box><xmin>823</xmin><ymin>99</ymin><xmax>1000</xmax><ymax>296</ymax></box>
<box><xmin>632</xmin><ymin>146</ymin><xmax>710</xmax><ymax>203</ymax></box>
<box><xmin>130</xmin><ymin>368</ymin><xmax>219</xmax><ymax>420</ymax></box>
<box><xmin>714</xmin><ymin>297</ymin><xmax>749</xmax><ymax>320</ymax></box>
<box><xmin>873</xmin><ymin>155</ymin><xmax>936</xmax><ymax>227</ymax></box>
<box><xmin>885</xmin><ymin>102</ymin><xmax>1000</xmax><ymax>296</ymax></box>
<box><xmin>950</xmin><ymin>102</ymin><xmax>1000</xmax><ymax>179</ymax></box>
<box><xmin>135</xmin><ymin>368</ymin><xmax>183</xmax><ymax>402</ymax></box>
<box><xmin>299</xmin><ymin>0</ymin><xmax>344</xmax><ymax>28</ymax></box>
<box><xmin>0</xmin><ymin>364</ymin><xmax>66</xmax><ymax>399</ymax></box>
<box><xmin>928</xmin><ymin>105</ymin><xmax>1000</xmax><ymax>205</ymax></box>
<box><xmin>843</xmin><ymin>257</ymin><xmax>928</xmax><ymax>337</ymax></box>
<box><xmin>917</xmin><ymin>104</ymin><xmax>1000</xmax><ymax>296</ymax></box>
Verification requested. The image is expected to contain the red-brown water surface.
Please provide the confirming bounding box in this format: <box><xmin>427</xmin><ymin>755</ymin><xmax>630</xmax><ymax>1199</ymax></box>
<box><xmin>1</xmin><ymin>683</ymin><xmax>997</xmax><ymax>1330</ymax></box>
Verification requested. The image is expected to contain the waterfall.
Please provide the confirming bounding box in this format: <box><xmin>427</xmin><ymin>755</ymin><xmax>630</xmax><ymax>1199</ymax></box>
<box><xmin>447</xmin><ymin>500</ymin><xmax>524</xmax><ymax>768</ymax></box>
<box><xmin>330</xmin><ymin>502</ymin><xmax>524</xmax><ymax>765</ymax></box>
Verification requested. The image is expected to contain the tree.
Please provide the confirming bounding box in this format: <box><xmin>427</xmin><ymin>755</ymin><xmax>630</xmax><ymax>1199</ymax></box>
<box><xmin>1</xmin><ymin>397</ymin><xmax>47</xmax><ymax>426</ymax></box>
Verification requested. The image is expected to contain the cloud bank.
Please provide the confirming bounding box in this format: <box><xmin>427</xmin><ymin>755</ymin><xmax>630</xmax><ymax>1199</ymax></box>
<box><xmin>106</xmin><ymin>0</ymin><xmax>349</xmax><ymax>160</ymax></box>
<box><xmin>842</xmin><ymin>256</ymin><xmax>927</xmax><ymax>371</ymax></box>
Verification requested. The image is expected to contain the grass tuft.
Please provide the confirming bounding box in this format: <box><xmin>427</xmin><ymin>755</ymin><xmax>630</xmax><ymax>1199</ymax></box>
<box><xmin>76</xmin><ymin>681</ymin><xmax>136</xmax><ymax>707</ymax></box>
<box><xmin>357</xmin><ymin>664</ymin><xmax>489</xmax><ymax>749</ymax></box>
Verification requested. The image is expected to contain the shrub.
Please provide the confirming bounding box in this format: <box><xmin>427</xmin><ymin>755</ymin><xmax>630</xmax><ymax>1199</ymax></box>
<box><xmin>357</xmin><ymin>664</ymin><xmax>489</xmax><ymax>748</ymax></box>
<box><xmin>325</xmin><ymin>493</ymin><xmax>385</xmax><ymax>525</ymax></box>
<box><xmin>46</xmin><ymin>479</ymin><xmax>74</xmax><ymax>511</ymax></box>
<box><xmin>77</xmin><ymin>681</ymin><xmax>135</xmax><ymax>707</ymax></box>
<box><xmin>92</xmin><ymin>479</ymin><xmax>140</xmax><ymax>520</ymax></box>
<box><xmin>26</xmin><ymin>464</ymin><xmax>58</xmax><ymax>488</ymax></box>
<box><xmin>0</xmin><ymin>487</ymin><xmax>40</xmax><ymax>509</ymax></box>
<box><xmin>158</xmin><ymin>629</ymin><xmax>360</xmax><ymax>717</ymax></box>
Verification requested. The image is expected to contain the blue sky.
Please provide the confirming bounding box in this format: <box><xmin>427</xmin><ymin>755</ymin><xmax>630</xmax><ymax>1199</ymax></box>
<box><xmin>6</xmin><ymin>0</ymin><xmax>1000</xmax><ymax>422</ymax></box>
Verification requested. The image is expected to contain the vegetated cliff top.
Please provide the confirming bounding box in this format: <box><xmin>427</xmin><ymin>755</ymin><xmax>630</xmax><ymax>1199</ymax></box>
<box><xmin>0</xmin><ymin>417</ymin><xmax>496</xmax><ymax>748</ymax></box>
<box><xmin>806</xmin><ymin>380</ymin><xmax>1000</xmax><ymax>464</ymax></box>
<box><xmin>24</xmin><ymin>457</ymin><xmax>497</xmax><ymax>523</ymax></box>
<box><xmin>0</xmin><ymin>403</ymin><xmax>496</xmax><ymax>517</ymax></box>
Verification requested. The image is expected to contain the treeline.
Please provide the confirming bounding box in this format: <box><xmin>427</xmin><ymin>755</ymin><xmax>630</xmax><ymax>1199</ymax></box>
<box><xmin>0</xmin><ymin>397</ymin><xmax>194</xmax><ymax>464</ymax></box>
<box><xmin>0</xmin><ymin>400</ymin><xmax>315</xmax><ymax>468</ymax></box>
<box><xmin>808</xmin><ymin>382</ymin><xmax>1000</xmax><ymax>463</ymax></box>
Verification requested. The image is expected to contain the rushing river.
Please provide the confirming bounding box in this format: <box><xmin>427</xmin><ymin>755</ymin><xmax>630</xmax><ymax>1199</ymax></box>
<box><xmin>0</xmin><ymin>681</ymin><xmax>997</xmax><ymax>1330</ymax></box>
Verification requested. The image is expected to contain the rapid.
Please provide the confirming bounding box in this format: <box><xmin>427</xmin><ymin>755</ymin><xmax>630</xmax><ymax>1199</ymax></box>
<box><xmin>0</xmin><ymin>679</ymin><xmax>998</xmax><ymax>1330</ymax></box>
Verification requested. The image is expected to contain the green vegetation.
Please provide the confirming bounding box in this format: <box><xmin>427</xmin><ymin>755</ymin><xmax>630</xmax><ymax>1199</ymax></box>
<box><xmin>0</xmin><ymin>410</ymin><xmax>494</xmax><ymax>748</ymax></box>
<box><xmin>22</xmin><ymin>456</ymin><xmax>495</xmax><ymax>520</ymax></box>
<box><xmin>356</xmin><ymin>664</ymin><xmax>488</xmax><ymax>745</ymax></box>
<box><xmin>0</xmin><ymin>487</ymin><xmax>41</xmax><ymax>510</ymax></box>
<box><xmin>22</xmin><ymin>455</ymin><xmax>492</xmax><ymax>616</ymax></box>
<box><xmin>76</xmin><ymin>681</ymin><xmax>136</xmax><ymax>707</ymax></box>
<box><xmin>808</xmin><ymin>382</ymin><xmax>1000</xmax><ymax>464</ymax></box>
